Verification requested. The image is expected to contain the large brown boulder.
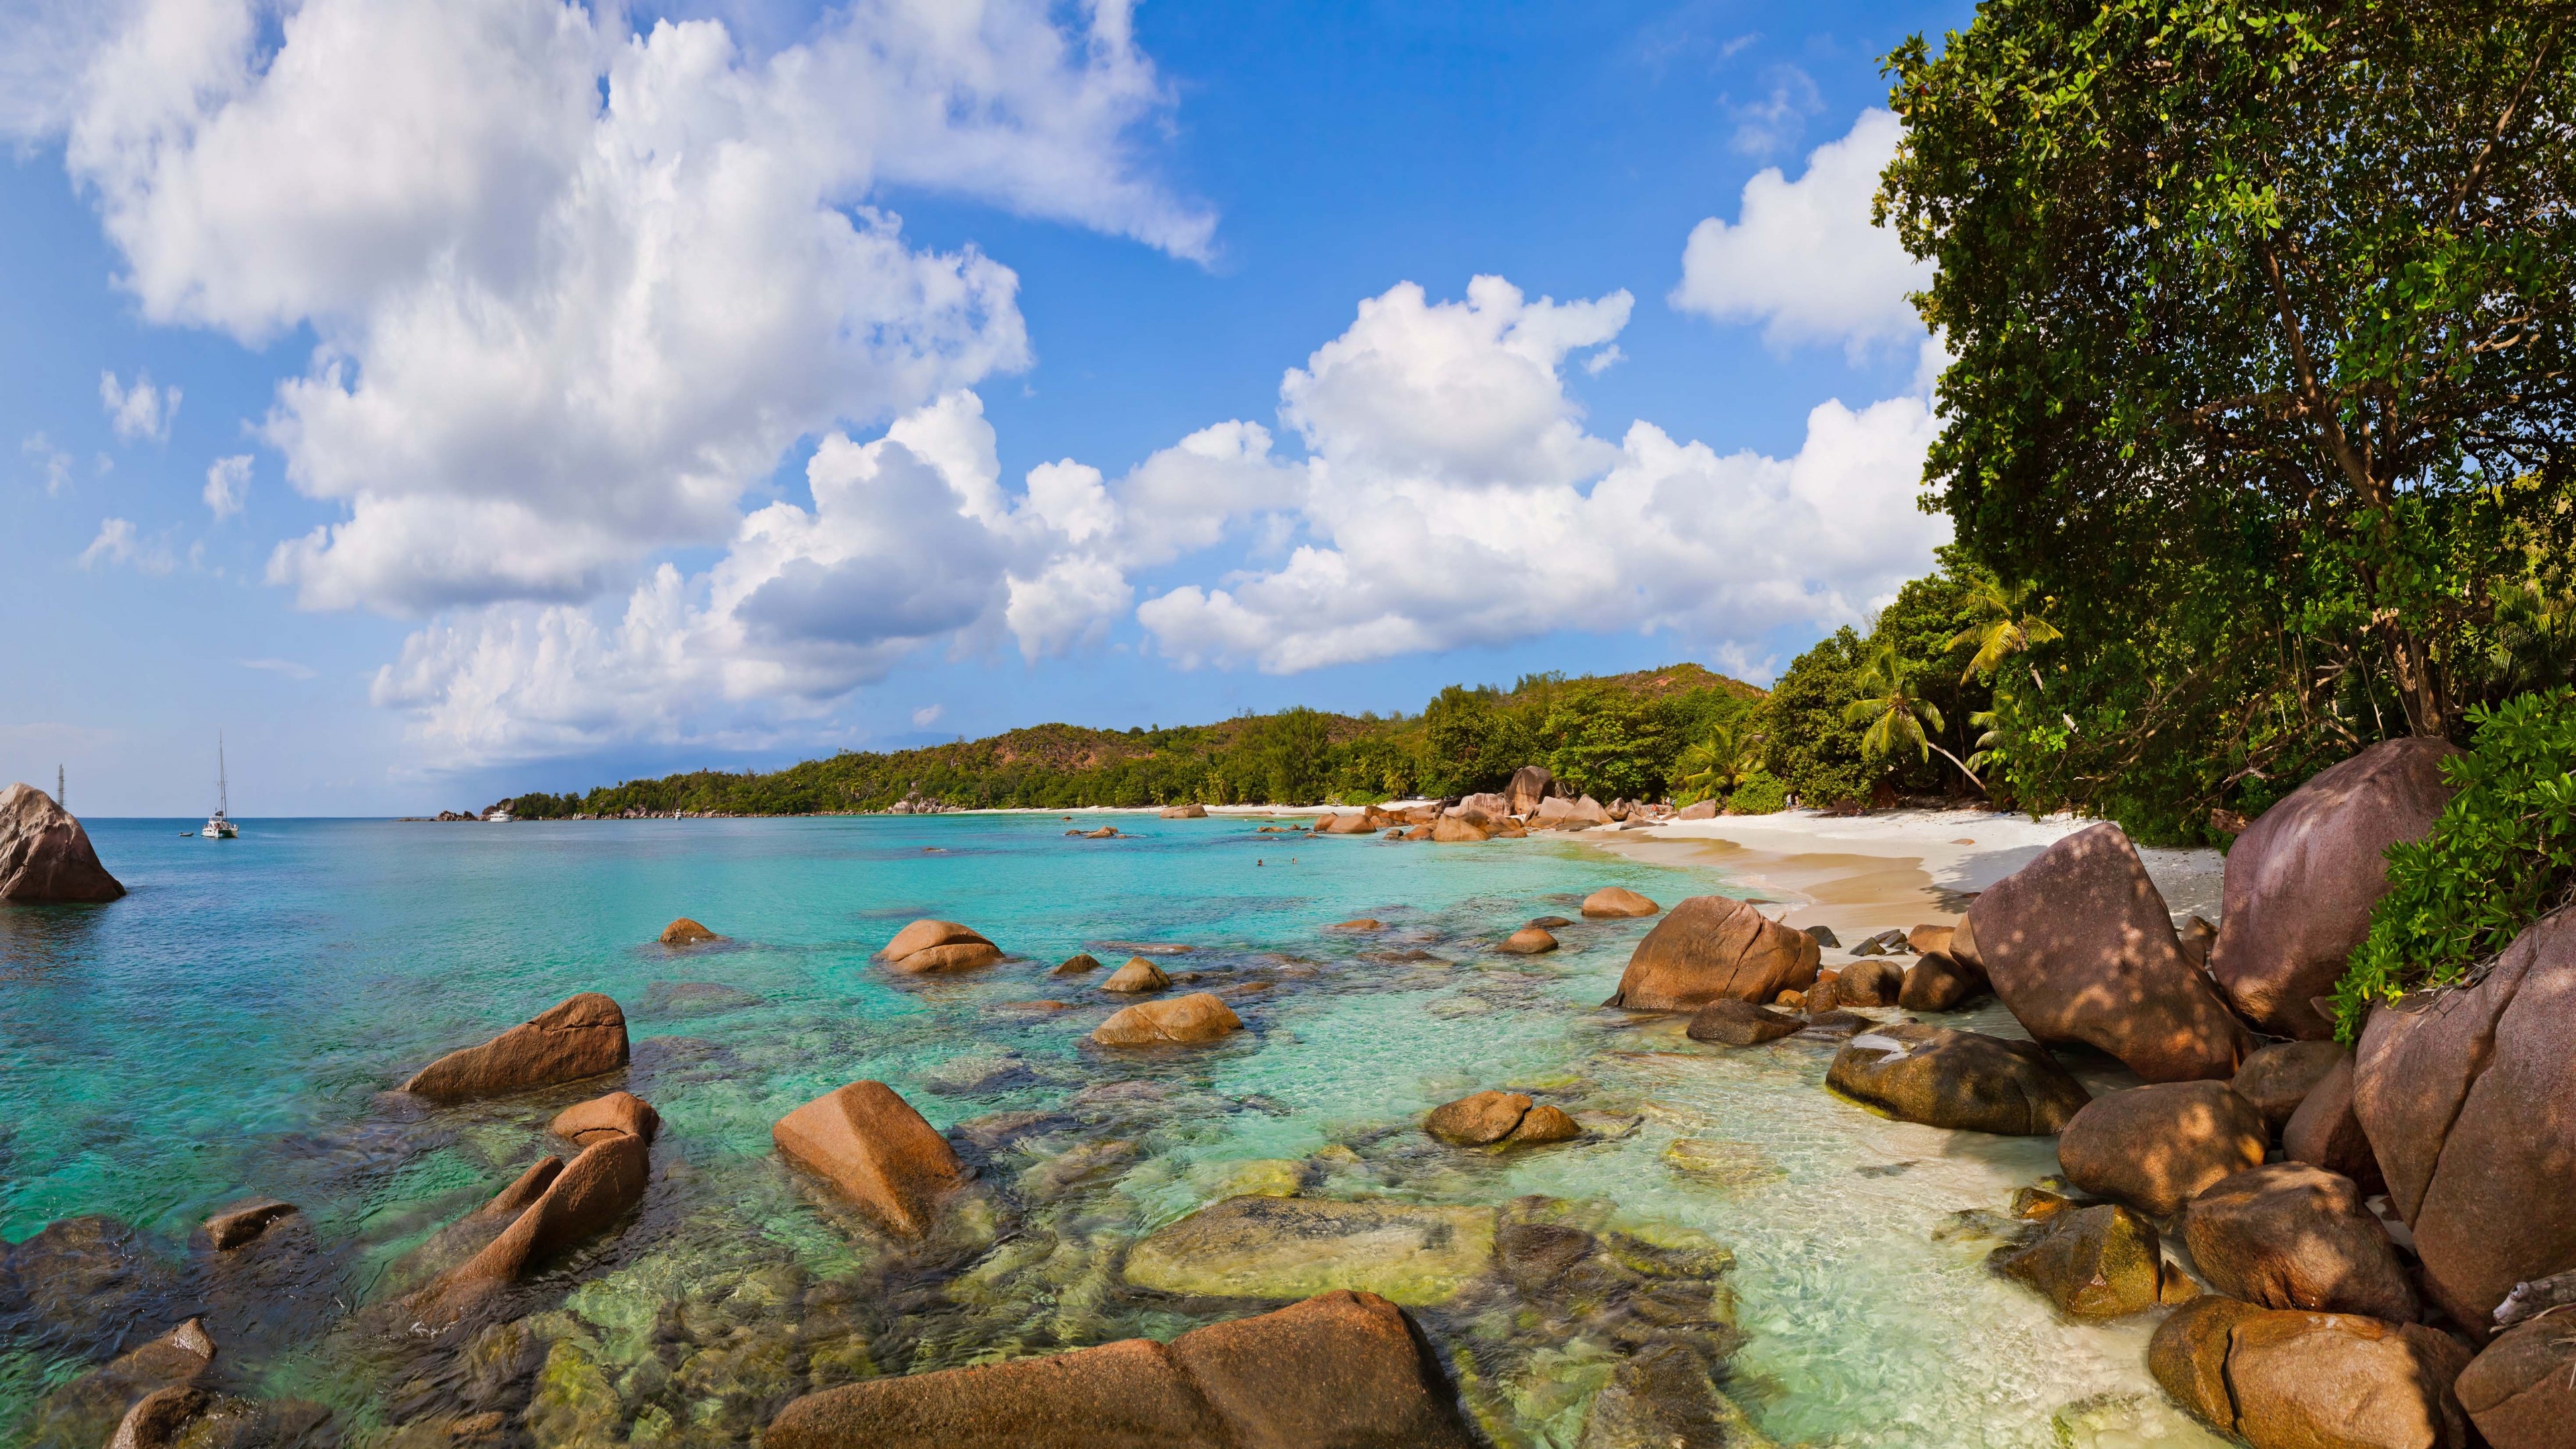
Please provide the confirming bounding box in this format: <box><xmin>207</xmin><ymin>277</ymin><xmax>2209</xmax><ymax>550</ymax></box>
<box><xmin>2149</xmin><ymin>1299</ymin><xmax>2471</xmax><ymax>1449</ymax></box>
<box><xmin>2184</xmin><ymin>1164</ymin><xmax>2416</xmax><ymax>1321</ymax></box>
<box><xmin>1504</xmin><ymin>765</ymin><xmax>1562</xmax><ymax>817</ymax></box>
<box><xmin>1992</xmin><ymin>1203</ymin><xmax>2167</xmax><ymax>1318</ymax></box>
<box><xmin>2209</xmin><ymin>738</ymin><xmax>2459</xmax><ymax>1038</ymax></box>
<box><xmin>2282</xmin><ymin>1055</ymin><xmax>2384</xmax><ymax>1192</ymax></box>
<box><xmin>879</xmin><ymin>920</ymin><xmax>1002</xmax><ymax>973</ymax></box>
<box><xmin>763</xmin><ymin>1289</ymin><xmax>1479</xmax><ymax>1449</ymax></box>
<box><xmin>659</xmin><ymin>917</ymin><xmax>720</xmax><ymax>945</ymax></box>
<box><xmin>1495</xmin><ymin>926</ymin><xmax>1557</xmax><ymax>955</ymax></box>
<box><xmin>1428</xmin><ymin>815</ymin><xmax>1490</xmax><ymax>843</ymax></box>
<box><xmin>0</xmin><ymin>783</ymin><xmax>124</xmax><ymax>903</ymax></box>
<box><xmin>2057</xmin><ymin>1081</ymin><xmax>2267</xmax><ymax>1216</ymax></box>
<box><xmin>2457</xmin><ymin>1316</ymin><xmax>2576</xmax><ymax>1448</ymax></box>
<box><xmin>1898</xmin><ymin>951</ymin><xmax>1990</xmax><ymax>1012</ymax></box>
<box><xmin>1089</xmin><ymin>993</ymin><xmax>1243</xmax><ymax>1046</ymax></box>
<box><xmin>773</xmin><ymin>1081</ymin><xmax>963</xmax><ymax>1238</ymax></box>
<box><xmin>1160</xmin><ymin>803</ymin><xmax>1209</xmax><ymax>818</ymax></box>
<box><xmin>1607</xmin><ymin>896</ymin><xmax>1821</xmax><ymax>1011</ymax></box>
<box><xmin>1835</xmin><ymin>957</ymin><xmax>1902</xmax><ymax>1007</ymax></box>
<box><xmin>1825</xmin><ymin>1022</ymin><xmax>2092</xmax><ymax>1134</ymax></box>
<box><xmin>2354</xmin><ymin>909</ymin><xmax>2576</xmax><ymax>1328</ymax></box>
<box><xmin>2232</xmin><ymin>1040</ymin><xmax>2349</xmax><ymax>1132</ymax></box>
<box><xmin>400</xmin><ymin>993</ymin><xmax>629</xmax><ymax>1102</ymax></box>
<box><xmin>1581</xmin><ymin>887</ymin><xmax>1659</xmax><ymax>918</ymax></box>
<box><xmin>1966</xmin><ymin>822</ymin><xmax>2253</xmax><ymax>1081</ymax></box>
<box><xmin>1317</xmin><ymin>812</ymin><xmax>1383</xmax><ymax>835</ymax></box>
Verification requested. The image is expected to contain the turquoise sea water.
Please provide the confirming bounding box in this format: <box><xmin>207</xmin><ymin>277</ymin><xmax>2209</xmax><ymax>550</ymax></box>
<box><xmin>0</xmin><ymin>814</ymin><xmax>2221</xmax><ymax>1448</ymax></box>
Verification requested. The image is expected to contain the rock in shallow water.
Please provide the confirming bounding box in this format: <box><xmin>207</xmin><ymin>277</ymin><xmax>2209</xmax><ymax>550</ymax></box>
<box><xmin>1122</xmin><ymin>1195</ymin><xmax>1495</xmax><ymax>1305</ymax></box>
<box><xmin>773</xmin><ymin>1080</ymin><xmax>962</xmax><ymax>1239</ymax></box>
<box><xmin>1992</xmin><ymin>1203</ymin><xmax>2167</xmax><ymax>1318</ymax></box>
<box><xmin>1825</xmin><ymin>1022</ymin><xmax>2091</xmax><ymax>1134</ymax></box>
<box><xmin>1101</xmin><ymin>956</ymin><xmax>1171</xmax><ymax>992</ymax></box>
<box><xmin>0</xmin><ymin>782</ymin><xmax>124</xmax><ymax>903</ymax></box>
<box><xmin>400</xmin><ymin>992</ymin><xmax>630</xmax><ymax>1103</ymax></box>
<box><xmin>2148</xmin><ymin>1297</ymin><xmax>2471</xmax><ymax>1449</ymax></box>
<box><xmin>1089</xmin><ymin>992</ymin><xmax>1242</xmax><ymax>1046</ymax></box>
<box><xmin>1581</xmin><ymin>888</ymin><xmax>1659</xmax><ymax>918</ymax></box>
<box><xmin>764</xmin><ymin>1289</ymin><xmax>1479</xmax><ymax>1449</ymax></box>
<box><xmin>1607</xmin><ymin>896</ymin><xmax>1820</xmax><ymax>1012</ymax></box>
<box><xmin>657</xmin><ymin>916</ymin><xmax>720</xmax><ymax>945</ymax></box>
<box><xmin>1684</xmin><ymin>999</ymin><xmax>1801</xmax><ymax>1046</ymax></box>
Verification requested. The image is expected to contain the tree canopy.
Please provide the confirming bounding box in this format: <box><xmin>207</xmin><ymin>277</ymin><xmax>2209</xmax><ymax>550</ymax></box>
<box><xmin>1884</xmin><ymin>0</ymin><xmax>2576</xmax><ymax>836</ymax></box>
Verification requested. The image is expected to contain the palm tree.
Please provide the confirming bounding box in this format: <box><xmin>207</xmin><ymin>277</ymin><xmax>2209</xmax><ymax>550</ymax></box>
<box><xmin>1950</xmin><ymin>578</ymin><xmax>2062</xmax><ymax>686</ymax></box>
<box><xmin>1673</xmin><ymin>714</ymin><xmax>1762</xmax><ymax>804</ymax></box>
<box><xmin>1845</xmin><ymin>641</ymin><xmax>1984</xmax><ymax>790</ymax></box>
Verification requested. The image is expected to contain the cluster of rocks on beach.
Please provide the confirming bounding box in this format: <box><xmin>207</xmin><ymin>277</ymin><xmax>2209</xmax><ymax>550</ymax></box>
<box><xmin>4</xmin><ymin>737</ymin><xmax>2571</xmax><ymax>1448</ymax></box>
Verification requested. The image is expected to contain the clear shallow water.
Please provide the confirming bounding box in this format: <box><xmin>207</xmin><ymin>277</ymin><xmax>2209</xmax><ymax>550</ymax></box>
<box><xmin>0</xmin><ymin>815</ymin><xmax>2222</xmax><ymax>1448</ymax></box>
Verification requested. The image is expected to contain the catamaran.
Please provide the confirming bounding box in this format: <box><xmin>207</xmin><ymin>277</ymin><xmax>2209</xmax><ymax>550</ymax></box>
<box><xmin>203</xmin><ymin>735</ymin><xmax>239</xmax><ymax>839</ymax></box>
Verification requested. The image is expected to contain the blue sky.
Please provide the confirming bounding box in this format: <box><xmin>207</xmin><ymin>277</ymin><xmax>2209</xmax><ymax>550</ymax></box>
<box><xmin>1</xmin><ymin>0</ymin><xmax>1971</xmax><ymax>815</ymax></box>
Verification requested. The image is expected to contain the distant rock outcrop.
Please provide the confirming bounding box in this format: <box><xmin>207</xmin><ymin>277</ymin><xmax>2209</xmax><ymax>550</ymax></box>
<box><xmin>1504</xmin><ymin>765</ymin><xmax>1563</xmax><ymax>816</ymax></box>
<box><xmin>0</xmin><ymin>784</ymin><xmax>125</xmax><ymax>903</ymax></box>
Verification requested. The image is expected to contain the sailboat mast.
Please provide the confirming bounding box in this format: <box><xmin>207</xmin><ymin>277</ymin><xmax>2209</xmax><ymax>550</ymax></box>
<box><xmin>219</xmin><ymin>733</ymin><xmax>228</xmax><ymax>818</ymax></box>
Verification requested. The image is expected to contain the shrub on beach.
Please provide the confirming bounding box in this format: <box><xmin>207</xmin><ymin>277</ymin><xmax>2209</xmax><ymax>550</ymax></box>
<box><xmin>2333</xmin><ymin>689</ymin><xmax>2576</xmax><ymax>1039</ymax></box>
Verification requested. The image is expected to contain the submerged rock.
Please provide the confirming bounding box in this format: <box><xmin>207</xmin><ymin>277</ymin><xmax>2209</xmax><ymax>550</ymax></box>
<box><xmin>2183</xmin><ymin>1163</ymin><xmax>2416</xmax><ymax>1321</ymax></box>
<box><xmin>2210</xmin><ymin>737</ymin><xmax>2458</xmax><ymax>1038</ymax></box>
<box><xmin>201</xmin><ymin>1199</ymin><xmax>299</xmax><ymax>1252</ymax></box>
<box><xmin>1607</xmin><ymin>896</ymin><xmax>1821</xmax><ymax>1012</ymax></box>
<box><xmin>773</xmin><ymin>1080</ymin><xmax>963</xmax><ymax>1239</ymax></box>
<box><xmin>1825</xmin><ymin>1022</ymin><xmax>2091</xmax><ymax>1134</ymax></box>
<box><xmin>1575</xmin><ymin>1340</ymin><xmax>1765</xmax><ymax>1449</ymax></box>
<box><xmin>25</xmin><ymin>1318</ymin><xmax>215</xmax><ymax>1449</ymax></box>
<box><xmin>1124</xmin><ymin>1196</ymin><xmax>1495</xmax><ymax>1305</ymax></box>
<box><xmin>0</xmin><ymin>782</ymin><xmax>124</xmax><ymax>903</ymax></box>
<box><xmin>1966</xmin><ymin>822</ymin><xmax>2253</xmax><ymax>1081</ymax></box>
<box><xmin>1089</xmin><ymin>992</ymin><xmax>1242</xmax><ymax>1046</ymax></box>
<box><xmin>764</xmin><ymin>1289</ymin><xmax>1479</xmax><ymax>1449</ymax></box>
<box><xmin>1050</xmin><ymin>953</ymin><xmax>1102</xmax><ymax>976</ymax></box>
<box><xmin>643</xmin><ymin>980</ymin><xmax>763</xmax><ymax>1016</ymax></box>
<box><xmin>400</xmin><ymin>992</ymin><xmax>630</xmax><ymax>1103</ymax></box>
<box><xmin>1684</xmin><ymin>1000</ymin><xmax>1801</xmax><ymax>1046</ymax></box>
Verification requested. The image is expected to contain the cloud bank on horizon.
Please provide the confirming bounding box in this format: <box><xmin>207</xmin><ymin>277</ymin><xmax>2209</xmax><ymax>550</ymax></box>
<box><xmin>15</xmin><ymin>0</ymin><xmax>1946</xmax><ymax>771</ymax></box>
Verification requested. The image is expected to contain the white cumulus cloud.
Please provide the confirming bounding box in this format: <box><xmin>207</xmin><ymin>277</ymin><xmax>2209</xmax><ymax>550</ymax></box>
<box><xmin>1671</xmin><ymin>108</ymin><xmax>1933</xmax><ymax>356</ymax></box>
<box><xmin>1135</xmin><ymin>274</ymin><xmax>1946</xmax><ymax>672</ymax></box>
<box><xmin>203</xmin><ymin>453</ymin><xmax>250</xmax><ymax>518</ymax></box>
<box><xmin>48</xmin><ymin>0</ymin><xmax>1209</xmax><ymax>616</ymax></box>
<box><xmin>99</xmin><ymin>370</ymin><xmax>179</xmax><ymax>441</ymax></box>
<box><xmin>77</xmin><ymin>516</ymin><xmax>176</xmax><ymax>574</ymax></box>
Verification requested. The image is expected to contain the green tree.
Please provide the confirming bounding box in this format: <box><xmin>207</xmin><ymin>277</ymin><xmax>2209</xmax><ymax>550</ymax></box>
<box><xmin>1674</xmin><ymin>714</ymin><xmax>1764</xmax><ymax>804</ymax></box>
<box><xmin>1418</xmin><ymin>686</ymin><xmax>1529</xmax><ymax>796</ymax></box>
<box><xmin>1539</xmin><ymin>687</ymin><xmax>1667</xmax><ymax>801</ymax></box>
<box><xmin>1845</xmin><ymin>640</ymin><xmax>1985</xmax><ymax>790</ymax></box>
<box><xmin>1763</xmin><ymin>629</ymin><xmax>1876</xmax><ymax>806</ymax></box>
<box><xmin>1950</xmin><ymin>578</ymin><xmax>2062</xmax><ymax>688</ymax></box>
<box><xmin>1882</xmin><ymin>0</ymin><xmax>2576</xmax><ymax>830</ymax></box>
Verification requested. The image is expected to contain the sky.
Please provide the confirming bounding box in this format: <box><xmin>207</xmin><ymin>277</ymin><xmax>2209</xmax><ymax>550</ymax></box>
<box><xmin>0</xmin><ymin>0</ymin><xmax>1976</xmax><ymax>816</ymax></box>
